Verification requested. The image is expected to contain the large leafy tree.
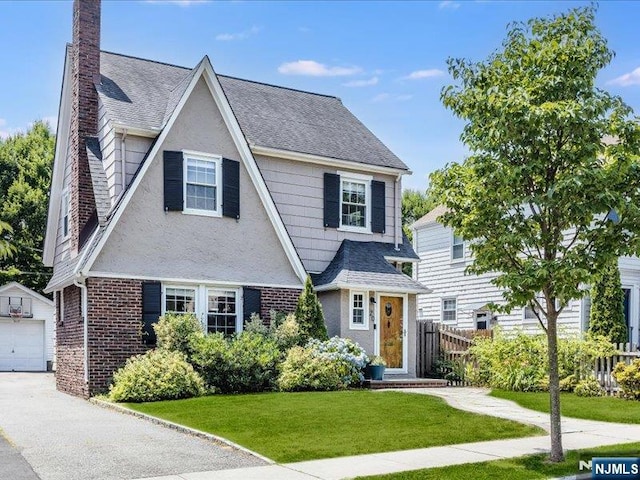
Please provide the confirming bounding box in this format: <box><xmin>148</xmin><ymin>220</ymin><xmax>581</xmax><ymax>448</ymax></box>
<box><xmin>0</xmin><ymin>220</ymin><xmax>15</xmax><ymax>259</ymax></box>
<box><xmin>431</xmin><ymin>6</ymin><xmax>640</xmax><ymax>461</ymax></box>
<box><xmin>589</xmin><ymin>260</ymin><xmax>627</xmax><ymax>344</ymax></box>
<box><xmin>0</xmin><ymin>121</ymin><xmax>55</xmax><ymax>293</ymax></box>
<box><xmin>401</xmin><ymin>188</ymin><xmax>435</xmax><ymax>275</ymax></box>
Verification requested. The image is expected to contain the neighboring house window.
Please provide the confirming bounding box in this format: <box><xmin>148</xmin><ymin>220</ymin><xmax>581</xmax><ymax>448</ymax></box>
<box><xmin>523</xmin><ymin>295</ymin><xmax>562</xmax><ymax>322</ymax></box>
<box><xmin>184</xmin><ymin>154</ymin><xmax>221</xmax><ymax>216</ymax></box>
<box><xmin>165</xmin><ymin>287</ymin><xmax>196</xmax><ymax>314</ymax></box>
<box><xmin>341</xmin><ymin>179</ymin><xmax>368</xmax><ymax>229</ymax></box>
<box><xmin>442</xmin><ymin>298</ymin><xmax>457</xmax><ymax>322</ymax></box>
<box><xmin>452</xmin><ymin>233</ymin><xmax>464</xmax><ymax>260</ymax></box>
<box><xmin>61</xmin><ymin>189</ymin><xmax>69</xmax><ymax>238</ymax></box>
<box><xmin>350</xmin><ymin>291</ymin><xmax>367</xmax><ymax>329</ymax></box>
<box><xmin>207</xmin><ymin>290</ymin><xmax>237</xmax><ymax>335</ymax></box>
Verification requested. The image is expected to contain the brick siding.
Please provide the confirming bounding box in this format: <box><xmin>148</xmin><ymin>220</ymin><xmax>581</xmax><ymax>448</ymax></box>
<box><xmin>86</xmin><ymin>277</ymin><xmax>147</xmax><ymax>394</ymax></box>
<box><xmin>251</xmin><ymin>286</ymin><xmax>302</xmax><ymax>322</ymax></box>
<box><xmin>55</xmin><ymin>285</ymin><xmax>88</xmax><ymax>397</ymax></box>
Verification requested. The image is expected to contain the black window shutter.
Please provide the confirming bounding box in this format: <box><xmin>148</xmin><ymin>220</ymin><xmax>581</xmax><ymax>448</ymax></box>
<box><xmin>243</xmin><ymin>287</ymin><xmax>261</xmax><ymax>322</ymax></box>
<box><xmin>142</xmin><ymin>282</ymin><xmax>162</xmax><ymax>346</ymax></box>
<box><xmin>371</xmin><ymin>180</ymin><xmax>386</xmax><ymax>234</ymax></box>
<box><xmin>324</xmin><ymin>173</ymin><xmax>340</xmax><ymax>228</ymax></box>
<box><xmin>163</xmin><ymin>151</ymin><xmax>183</xmax><ymax>211</ymax></box>
<box><xmin>222</xmin><ymin>158</ymin><xmax>240</xmax><ymax>219</ymax></box>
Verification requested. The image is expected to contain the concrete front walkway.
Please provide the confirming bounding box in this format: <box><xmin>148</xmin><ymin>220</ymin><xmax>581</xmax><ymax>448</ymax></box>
<box><xmin>132</xmin><ymin>388</ymin><xmax>640</xmax><ymax>480</ymax></box>
<box><xmin>0</xmin><ymin>373</ymin><xmax>265</xmax><ymax>480</ymax></box>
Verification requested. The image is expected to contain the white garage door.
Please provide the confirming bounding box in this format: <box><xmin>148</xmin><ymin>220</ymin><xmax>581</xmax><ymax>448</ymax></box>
<box><xmin>0</xmin><ymin>319</ymin><xmax>45</xmax><ymax>371</ymax></box>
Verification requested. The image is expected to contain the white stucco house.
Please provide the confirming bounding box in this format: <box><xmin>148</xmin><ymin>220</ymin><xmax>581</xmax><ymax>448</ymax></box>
<box><xmin>412</xmin><ymin>206</ymin><xmax>640</xmax><ymax>348</ymax></box>
<box><xmin>0</xmin><ymin>282</ymin><xmax>55</xmax><ymax>372</ymax></box>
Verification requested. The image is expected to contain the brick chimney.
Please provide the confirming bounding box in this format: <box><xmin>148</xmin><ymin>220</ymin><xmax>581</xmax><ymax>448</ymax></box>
<box><xmin>69</xmin><ymin>0</ymin><xmax>100</xmax><ymax>255</ymax></box>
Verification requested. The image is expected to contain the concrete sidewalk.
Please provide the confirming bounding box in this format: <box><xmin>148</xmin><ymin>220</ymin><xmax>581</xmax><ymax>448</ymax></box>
<box><xmin>130</xmin><ymin>388</ymin><xmax>640</xmax><ymax>480</ymax></box>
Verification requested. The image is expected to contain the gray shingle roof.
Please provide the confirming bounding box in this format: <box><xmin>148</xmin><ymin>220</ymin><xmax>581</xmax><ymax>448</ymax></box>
<box><xmin>412</xmin><ymin>205</ymin><xmax>449</xmax><ymax>230</ymax></box>
<box><xmin>44</xmin><ymin>254</ymin><xmax>80</xmax><ymax>292</ymax></box>
<box><xmin>85</xmin><ymin>137</ymin><xmax>110</xmax><ymax>224</ymax></box>
<box><xmin>97</xmin><ymin>51</ymin><xmax>408</xmax><ymax>170</ymax></box>
<box><xmin>312</xmin><ymin>239</ymin><xmax>429</xmax><ymax>293</ymax></box>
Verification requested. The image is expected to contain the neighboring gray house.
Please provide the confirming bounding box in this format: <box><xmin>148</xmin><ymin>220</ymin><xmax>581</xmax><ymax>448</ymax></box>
<box><xmin>0</xmin><ymin>282</ymin><xmax>55</xmax><ymax>372</ymax></box>
<box><xmin>412</xmin><ymin>206</ymin><xmax>639</xmax><ymax>347</ymax></box>
<box><xmin>43</xmin><ymin>1</ymin><xmax>427</xmax><ymax>396</ymax></box>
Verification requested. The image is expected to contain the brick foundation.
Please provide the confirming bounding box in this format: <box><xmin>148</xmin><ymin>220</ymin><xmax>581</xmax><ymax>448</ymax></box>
<box><xmin>86</xmin><ymin>277</ymin><xmax>147</xmax><ymax>394</ymax></box>
<box><xmin>250</xmin><ymin>286</ymin><xmax>302</xmax><ymax>322</ymax></box>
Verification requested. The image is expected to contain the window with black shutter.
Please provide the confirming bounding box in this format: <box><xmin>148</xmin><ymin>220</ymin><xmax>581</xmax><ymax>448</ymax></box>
<box><xmin>141</xmin><ymin>282</ymin><xmax>162</xmax><ymax>345</ymax></box>
<box><xmin>371</xmin><ymin>180</ymin><xmax>386</xmax><ymax>233</ymax></box>
<box><xmin>243</xmin><ymin>287</ymin><xmax>262</xmax><ymax>323</ymax></box>
<box><xmin>222</xmin><ymin>158</ymin><xmax>240</xmax><ymax>219</ymax></box>
<box><xmin>324</xmin><ymin>173</ymin><xmax>340</xmax><ymax>228</ymax></box>
<box><xmin>163</xmin><ymin>151</ymin><xmax>183</xmax><ymax>211</ymax></box>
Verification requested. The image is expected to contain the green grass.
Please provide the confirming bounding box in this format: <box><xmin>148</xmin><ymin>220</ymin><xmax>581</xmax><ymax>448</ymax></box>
<box><xmin>358</xmin><ymin>442</ymin><xmax>640</xmax><ymax>479</ymax></box>
<box><xmin>125</xmin><ymin>391</ymin><xmax>543</xmax><ymax>463</ymax></box>
<box><xmin>491</xmin><ymin>390</ymin><xmax>640</xmax><ymax>424</ymax></box>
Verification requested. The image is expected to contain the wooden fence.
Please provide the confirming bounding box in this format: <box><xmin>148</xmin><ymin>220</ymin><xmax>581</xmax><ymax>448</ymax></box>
<box><xmin>416</xmin><ymin>320</ymin><xmax>491</xmax><ymax>380</ymax></box>
<box><xmin>594</xmin><ymin>343</ymin><xmax>640</xmax><ymax>395</ymax></box>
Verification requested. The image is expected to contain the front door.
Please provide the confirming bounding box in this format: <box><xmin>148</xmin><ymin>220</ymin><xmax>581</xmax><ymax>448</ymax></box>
<box><xmin>379</xmin><ymin>296</ymin><xmax>404</xmax><ymax>370</ymax></box>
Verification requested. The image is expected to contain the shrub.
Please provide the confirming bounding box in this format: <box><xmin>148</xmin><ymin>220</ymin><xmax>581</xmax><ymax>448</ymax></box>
<box><xmin>154</xmin><ymin>313</ymin><xmax>203</xmax><ymax>359</ymax></box>
<box><xmin>272</xmin><ymin>313</ymin><xmax>303</xmax><ymax>350</ymax></box>
<box><xmin>589</xmin><ymin>260</ymin><xmax>628</xmax><ymax>344</ymax></box>
<box><xmin>613</xmin><ymin>360</ymin><xmax>640</xmax><ymax>400</ymax></box>
<box><xmin>468</xmin><ymin>330</ymin><xmax>615</xmax><ymax>392</ymax></box>
<box><xmin>295</xmin><ymin>276</ymin><xmax>328</xmax><ymax>342</ymax></box>
<box><xmin>574</xmin><ymin>377</ymin><xmax>605</xmax><ymax>397</ymax></box>
<box><xmin>109</xmin><ymin>350</ymin><xmax>205</xmax><ymax>402</ymax></box>
<box><xmin>191</xmin><ymin>331</ymin><xmax>281</xmax><ymax>393</ymax></box>
<box><xmin>277</xmin><ymin>337</ymin><xmax>368</xmax><ymax>391</ymax></box>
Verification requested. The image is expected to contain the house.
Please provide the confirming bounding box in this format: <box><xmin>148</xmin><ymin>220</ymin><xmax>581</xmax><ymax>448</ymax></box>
<box><xmin>0</xmin><ymin>282</ymin><xmax>55</xmax><ymax>372</ymax></box>
<box><xmin>43</xmin><ymin>0</ymin><xmax>428</xmax><ymax>397</ymax></box>
<box><xmin>412</xmin><ymin>206</ymin><xmax>640</xmax><ymax>347</ymax></box>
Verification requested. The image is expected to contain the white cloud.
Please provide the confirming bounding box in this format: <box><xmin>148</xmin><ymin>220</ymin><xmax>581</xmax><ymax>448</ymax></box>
<box><xmin>402</xmin><ymin>69</ymin><xmax>444</xmax><ymax>80</ymax></box>
<box><xmin>439</xmin><ymin>1</ymin><xmax>460</xmax><ymax>9</ymax></box>
<box><xmin>608</xmin><ymin>67</ymin><xmax>640</xmax><ymax>87</ymax></box>
<box><xmin>216</xmin><ymin>26</ymin><xmax>261</xmax><ymax>41</ymax></box>
<box><xmin>278</xmin><ymin>60</ymin><xmax>361</xmax><ymax>77</ymax></box>
<box><xmin>372</xmin><ymin>93</ymin><xmax>413</xmax><ymax>103</ymax></box>
<box><xmin>343</xmin><ymin>77</ymin><xmax>379</xmax><ymax>87</ymax></box>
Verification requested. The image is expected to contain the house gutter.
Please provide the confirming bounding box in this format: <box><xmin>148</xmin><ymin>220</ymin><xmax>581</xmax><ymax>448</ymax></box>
<box><xmin>120</xmin><ymin>129</ymin><xmax>127</xmax><ymax>195</ymax></box>
<box><xmin>395</xmin><ymin>174</ymin><xmax>401</xmax><ymax>250</ymax></box>
<box><xmin>73</xmin><ymin>274</ymin><xmax>89</xmax><ymax>390</ymax></box>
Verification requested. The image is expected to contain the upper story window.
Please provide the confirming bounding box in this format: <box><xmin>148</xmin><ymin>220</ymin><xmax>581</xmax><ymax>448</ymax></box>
<box><xmin>341</xmin><ymin>179</ymin><xmax>368</xmax><ymax>229</ymax></box>
<box><xmin>61</xmin><ymin>189</ymin><xmax>70</xmax><ymax>239</ymax></box>
<box><xmin>184</xmin><ymin>154</ymin><xmax>221</xmax><ymax>216</ymax></box>
<box><xmin>350</xmin><ymin>291</ymin><xmax>367</xmax><ymax>330</ymax></box>
<box><xmin>442</xmin><ymin>298</ymin><xmax>457</xmax><ymax>323</ymax></box>
<box><xmin>452</xmin><ymin>233</ymin><xmax>464</xmax><ymax>260</ymax></box>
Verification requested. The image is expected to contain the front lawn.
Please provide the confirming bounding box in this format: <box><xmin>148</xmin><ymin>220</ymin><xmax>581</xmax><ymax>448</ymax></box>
<box><xmin>358</xmin><ymin>442</ymin><xmax>640</xmax><ymax>479</ymax></box>
<box><xmin>125</xmin><ymin>391</ymin><xmax>543</xmax><ymax>463</ymax></box>
<box><xmin>491</xmin><ymin>390</ymin><xmax>640</xmax><ymax>424</ymax></box>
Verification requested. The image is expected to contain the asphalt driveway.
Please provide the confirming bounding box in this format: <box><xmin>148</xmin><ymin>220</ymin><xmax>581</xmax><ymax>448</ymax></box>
<box><xmin>0</xmin><ymin>373</ymin><xmax>265</xmax><ymax>480</ymax></box>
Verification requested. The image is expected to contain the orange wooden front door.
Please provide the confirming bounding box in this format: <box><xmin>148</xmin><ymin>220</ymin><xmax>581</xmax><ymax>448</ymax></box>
<box><xmin>379</xmin><ymin>296</ymin><xmax>403</xmax><ymax>369</ymax></box>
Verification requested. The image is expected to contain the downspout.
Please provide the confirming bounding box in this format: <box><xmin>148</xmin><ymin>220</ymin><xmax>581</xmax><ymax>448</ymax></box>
<box><xmin>73</xmin><ymin>275</ymin><xmax>89</xmax><ymax>392</ymax></box>
<box><xmin>395</xmin><ymin>174</ymin><xmax>402</xmax><ymax>251</ymax></box>
<box><xmin>120</xmin><ymin>129</ymin><xmax>127</xmax><ymax>194</ymax></box>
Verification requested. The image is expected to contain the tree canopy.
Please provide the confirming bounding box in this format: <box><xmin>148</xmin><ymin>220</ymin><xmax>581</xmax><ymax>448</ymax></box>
<box><xmin>431</xmin><ymin>5</ymin><xmax>640</xmax><ymax>461</ymax></box>
<box><xmin>0</xmin><ymin>121</ymin><xmax>55</xmax><ymax>293</ymax></box>
<box><xmin>401</xmin><ymin>188</ymin><xmax>436</xmax><ymax>241</ymax></box>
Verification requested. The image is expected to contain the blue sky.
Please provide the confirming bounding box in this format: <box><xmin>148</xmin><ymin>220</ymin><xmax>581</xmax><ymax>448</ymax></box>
<box><xmin>1</xmin><ymin>0</ymin><xmax>639</xmax><ymax>190</ymax></box>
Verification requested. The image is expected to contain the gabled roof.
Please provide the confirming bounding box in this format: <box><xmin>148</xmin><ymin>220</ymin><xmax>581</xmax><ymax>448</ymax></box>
<box><xmin>312</xmin><ymin>239</ymin><xmax>429</xmax><ymax>294</ymax></box>
<box><xmin>0</xmin><ymin>282</ymin><xmax>54</xmax><ymax>306</ymax></box>
<box><xmin>412</xmin><ymin>205</ymin><xmax>448</xmax><ymax>230</ymax></box>
<box><xmin>85</xmin><ymin>137</ymin><xmax>110</xmax><ymax>224</ymax></box>
<box><xmin>98</xmin><ymin>50</ymin><xmax>408</xmax><ymax>170</ymax></box>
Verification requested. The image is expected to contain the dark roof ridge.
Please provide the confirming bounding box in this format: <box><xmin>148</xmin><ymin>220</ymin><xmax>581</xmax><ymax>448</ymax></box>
<box><xmin>100</xmin><ymin>49</ymin><xmax>192</xmax><ymax>71</ymax></box>
<box><xmin>218</xmin><ymin>74</ymin><xmax>339</xmax><ymax>100</ymax></box>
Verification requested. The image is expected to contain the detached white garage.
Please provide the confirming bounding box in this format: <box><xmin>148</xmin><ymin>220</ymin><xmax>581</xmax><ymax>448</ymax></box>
<box><xmin>0</xmin><ymin>282</ymin><xmax>55</xmax><ymax>372</ymax></box>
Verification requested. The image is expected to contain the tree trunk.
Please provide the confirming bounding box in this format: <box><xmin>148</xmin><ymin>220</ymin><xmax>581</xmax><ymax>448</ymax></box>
<box><xmin>546</xmin><ymin>312</ymin><xmax>564</xmax><ymax>462</ymax></box>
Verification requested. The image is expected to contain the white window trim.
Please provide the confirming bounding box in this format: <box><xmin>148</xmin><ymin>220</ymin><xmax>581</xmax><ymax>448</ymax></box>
<box><xmin>441</xmin><ymin>297</ymin><xmax>457</xmax><ymax>324</ymax></box>
<box><xmin>161</xmin><ymin>284</ymin><xmax>243</xmax><ymax>334</ymax></box>
<box><xmin>451</xmin><ymin>231</ymin><xmax>464</xmax><ymax>263</ymax></box>
<box><xmin>61</xmin><ymin>188</ymin><xmax>70</xmax><ymax>240</ymax></box>
<box><xmin>522</xmin><ymin>295</ymin><xmax>562</xmax><ymax>324</ymax></box>
<box><xmin>349</xmin><ymin>290</ymin><xmax>368</xmax><ymax>330</ymax></box>
<box><xmin>182</xmin><ymin>151</ymin><xmax>222</xmax><ymax>218</ymax></box>
<box><xmin>338</xmin><ymin>171</ymin><xmax>372</xmax><ymax>234</ymax></box>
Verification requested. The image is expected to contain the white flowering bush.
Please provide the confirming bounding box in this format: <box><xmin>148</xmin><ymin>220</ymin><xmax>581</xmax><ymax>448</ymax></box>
<box><xmin>278</xmin><ymin>336</ymin><xmax>369</xmax><ymax>391</ymax></box>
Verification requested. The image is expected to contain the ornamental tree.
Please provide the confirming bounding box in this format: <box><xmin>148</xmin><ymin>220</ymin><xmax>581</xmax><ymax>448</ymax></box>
<box><xmin>431</xmin><ymin>6</ymin><xmax>640</xmax><ymax>462</ymax></box>
<box><xmin>295</xmin><ymin>276</ymin><xmax>328</xmax><ymax>343</ymax></box>
<box><xmin>589</xmin><ymin>260</ymin><xmax>627</xmax><ymax>345</ymax></box>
